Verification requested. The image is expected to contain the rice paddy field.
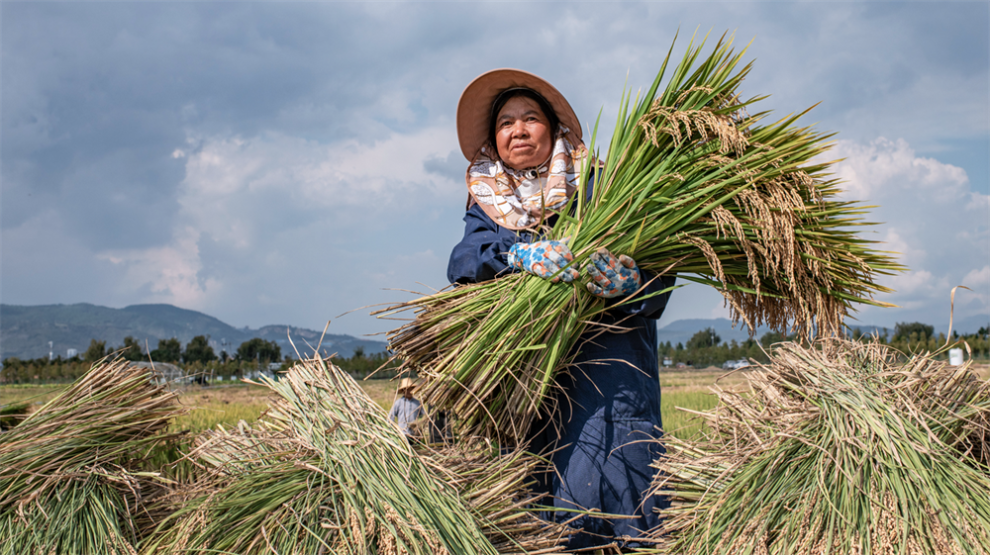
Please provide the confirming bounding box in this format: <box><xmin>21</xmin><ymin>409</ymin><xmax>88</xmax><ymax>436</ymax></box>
<box><xmin>0</xmin><ymin>369</ymin><xmax>733</xmax><ymax>440</ymax></box>
<box><xmin>3</xmin><ymin>364</ymin><xmax>986</xmax><ymax>440</ymax></box>
<box><xmin>2</xmin><ymin>350</ymin><xmax>988</xmax><ymax>554</ymax></box>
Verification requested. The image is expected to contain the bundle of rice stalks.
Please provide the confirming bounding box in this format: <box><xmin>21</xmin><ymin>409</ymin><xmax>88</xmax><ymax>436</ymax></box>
<box><xmin>422</xmin><ymin>443</ymin><xmax>574</xmax><ymax>554</ymax></box>
<box><xmin>0</xmin><ymin>402</ymin><xmax>29</xmax><ymax>431</ymax></box>
<box><xmin>146</xmin><ymin>356</ymin><xmax>571</xmax><ymax>555</ymax></box>
<box><xmin>0</xmin><ymin>357</ymin><xmax>182</xmax><ymax>555</ymax></box>
<box><xmin>649</xmin><ymin>339</ymin><xmax>990</xmax><ymax>555</ymax></box>
<box><xmin>375</xmin><ymin>33</ymin><xmax>903</xmax><ymax>442</ymax></box>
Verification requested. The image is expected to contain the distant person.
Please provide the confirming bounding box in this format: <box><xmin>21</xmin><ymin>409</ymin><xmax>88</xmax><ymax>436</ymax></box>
<box><xmin>388</xmin><ymin>377</ymin><xmax>424</xmax><ymax>438</ymax></box>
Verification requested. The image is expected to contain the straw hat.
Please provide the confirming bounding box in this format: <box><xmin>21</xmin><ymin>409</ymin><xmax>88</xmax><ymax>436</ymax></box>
<box><xmin>456</xmin><ymin>68</ymin><xmax>582</xmax><ymax>161</ymax></box>
<box><xmin>397</xmin><ymin>377</ymin><xmax>417</xmax><ymax>393</ymax></box>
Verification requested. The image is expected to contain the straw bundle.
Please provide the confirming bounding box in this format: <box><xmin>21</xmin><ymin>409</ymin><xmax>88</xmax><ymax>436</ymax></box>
<box><xmin>650</xmin><ymin>339</ymin><xmax>990</xmax><ymax>555</ymax></box>
<box><xmin>146</xmin><ymin>357</ymin><xmax>571</xmax><ymax>555</ymax></box>
<box><xmin>0</xmin><ymin>402</ymin><xmax>29</xmax><ymax>431</ymax></box>
<box><xmin>0</xmin><ymin>357</ymin><xmax>182</xmax><ymax>555</ymax></box>
<box><xmin>376</xmin><ymin>34</ymin><xmax>903</xmax><ymax>442</ymax></box>
<box><xmin>422</xmin><ymin>444</ymin><xmax>574</xmax><ymax>554</ymax></box>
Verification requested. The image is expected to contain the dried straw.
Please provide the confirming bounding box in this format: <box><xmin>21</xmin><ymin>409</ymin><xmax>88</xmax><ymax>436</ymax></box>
<box><xmin>0</xmin><ymin>357</ymin><xmax>183</xmax><ymax>555</ymax></box>
<box><xmin>145</xmin><ymin>356</ymin><xmax>572</xmax><ymax>554</ymax></box>
<box><xmin>648</xmin><ymin>339</ymin><xmax>990</xmax><ymax>554</ymax></box>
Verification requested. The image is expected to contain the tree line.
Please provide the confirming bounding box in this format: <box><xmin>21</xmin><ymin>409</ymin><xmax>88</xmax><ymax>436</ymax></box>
<box><xmin>2</xmin><ymin>322</ymin><xmax>985</xmax><ymax>384</ymax></box>
<box><xmin>0</xmin><ymin>335</ymin><xmax>398</xmax><ymax>384</ymax></box>
<box><xmin>661</xmin><ymin>321</ymin><xmax>989</xmax><ymax>369</ymax></box>
<box><xmin>64</xmin><ymin>335</ymin><xmax>284</xmax><ymax>365</ymax></box>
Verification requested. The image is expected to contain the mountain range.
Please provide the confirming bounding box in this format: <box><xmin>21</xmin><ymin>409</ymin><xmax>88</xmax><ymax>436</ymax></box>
<box><xmin>2</xmin><ymin>303</ymin><xmax>986</xmax><ymax>362</ymax></box>
<box><xmin>0</xmin><ymin>303</ymin><xmax>388</xmax><ymax>361</ymax></box>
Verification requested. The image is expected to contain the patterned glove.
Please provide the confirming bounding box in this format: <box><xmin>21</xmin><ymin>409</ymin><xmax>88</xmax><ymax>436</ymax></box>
<box><xmin>585</xmin><ymin>247</ymin><xmax>643</xmax><ymax>298</ymax></box>
<box><xmin>507</xmin><ymin>240</ymin><xmax>579</xmax><ymax>283</ymax></box>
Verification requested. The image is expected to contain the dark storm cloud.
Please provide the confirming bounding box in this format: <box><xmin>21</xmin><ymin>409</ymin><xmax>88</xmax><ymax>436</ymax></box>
<box><xmin>1</xmin><ymin>2</ymin><xmax>479</xmax><ymax>250</ymax></box>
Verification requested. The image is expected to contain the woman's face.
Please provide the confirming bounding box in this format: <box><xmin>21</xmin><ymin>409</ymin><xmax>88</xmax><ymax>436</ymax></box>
<box><xmin>494</xmin><ymin>96</ymin><xmax>553</xmax><ymax>170</ymax></box>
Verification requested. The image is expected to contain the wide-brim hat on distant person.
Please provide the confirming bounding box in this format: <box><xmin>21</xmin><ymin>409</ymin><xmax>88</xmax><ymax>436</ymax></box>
<box><xmin>456</xmin><ymin>68</ymin><xmax>582</xmax><ymax>161</ymax></box>
<box><xmin>397</xmin><ymin>377</ymin><xmax>417</xmax><ymax>393</ymax></box>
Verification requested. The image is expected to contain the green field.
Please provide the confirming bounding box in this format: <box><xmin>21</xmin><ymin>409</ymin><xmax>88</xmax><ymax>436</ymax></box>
<box><xmin>0</xmin><ymin>368</ymin><xmax>741</xmax><ymax>440</ymax></box>
<box><xmin>661</xmin><ymin>367</ymin><xmax>746</xmax><ymax>439</ymax></box>
<box><xmin>8</xmin><ymin>362</ymin><xmax>985</xmax><ymax>441</ymax></box>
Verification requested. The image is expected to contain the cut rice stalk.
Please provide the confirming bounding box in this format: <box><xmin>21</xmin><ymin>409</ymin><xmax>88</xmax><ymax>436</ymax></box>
<box><xmin>145</xmin><ymin>356</ymin><xmax>572</xmax><ymax>554</ymax></box>
<box><xmin>0</xmin><ymin>357</ymin><xmax>183</xmax><ymax>555</ymax></box>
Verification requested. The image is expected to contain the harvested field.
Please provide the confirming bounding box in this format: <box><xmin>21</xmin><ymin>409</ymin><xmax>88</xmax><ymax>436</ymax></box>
<box><xmin>2</xmin><ymin>370</ymin><xmax>734</xmax><ymax>440</ymax></box>
<box><xmin>1</xmin><ymin>348</ymin><xmax>987</xmax><ymax>554</ymax></box>
<box><xmin>144</xmin><ymin>358</ymin><xmax>573</xmax><ymax>554</ymax></box>
<box><xmin>0</xmin><ymin>375</ymin><xmax>405</xmax><ymax>433</ymax></box>
<box><xmin>0</xmin><ymin>359</ymin><xmax>184</xmax><ymax>554</ymax></box>
<box><xmin>4</xmin><ymin>363</ymin><xmax>983</xmax><ymax>443</ymax></box>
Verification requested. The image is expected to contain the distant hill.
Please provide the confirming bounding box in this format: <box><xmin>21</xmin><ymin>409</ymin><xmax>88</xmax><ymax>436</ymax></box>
<box><xmin>3</xmin><ymin>304</ymin><xmax>984</xmax><ymax>361</ymax></box>
<box><xmin>251</xmin><ymin>324</ymin><xmax>387</xmax><ymax>360</ymax></box>
<box><xmin>657</xmin><ymin>318</ymin><xmax>770</xmax><ymax>347</ymax></box>
<box><xmin>0</xmin><ymin>303</ymin><xmax>386</xmax><ymax>361</ymax></box>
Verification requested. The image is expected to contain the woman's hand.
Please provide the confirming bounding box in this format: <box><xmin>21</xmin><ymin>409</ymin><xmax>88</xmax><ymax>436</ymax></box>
<box><xmin>585</xmin><ymin>248</ymin><xmax>643</xmax><ymax>298</ymax></box>
<box><xmin>507</xmin><ymin>240</ymin><xmax>579</xmax><ymax>283</ymax></box>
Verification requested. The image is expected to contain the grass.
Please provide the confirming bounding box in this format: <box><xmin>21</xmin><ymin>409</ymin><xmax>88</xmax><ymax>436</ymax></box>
<box><xmin>171</xmin><ymin>386</ymin><xmax>270</xmax><ymax>433</ymax></box>
<box><xmin>662</xmin><ymin>390</ymin><xmax>719</xmax><ymax>440</ymax></box>
<box><xmin>171</xmin><ymin>377</ymin><xmax>403</xmax><ymax>433</ymax></box>
<box><xmin>661</xmin><ymin>368</ymin><xmax>747</xmax><ymax>440</ymax></box>
<box><xmin>0</xmin><ymin>384</ymin><xmax>64</xmax><ymax>407</ymax></box>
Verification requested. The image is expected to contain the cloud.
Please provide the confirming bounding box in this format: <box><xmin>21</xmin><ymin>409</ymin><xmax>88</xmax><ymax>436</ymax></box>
<box><xmin>829</xmin><ymin>138</ymin><xmax>989</xmax><ymax>325</ymax></box>
<box><xmin>832</xmin><ymin>137</ymin><xmax>970</xmax><ymax>201</ymax></box>
<box><xmin>176</xmin><ymin>126</ymin><xmax>460</xmax><ymax>246</ymax></box>
<box><xmin>423</xmin><ymin>150</ymin><xmax>465</xmax><ymax>183</ymax></box>
<box><xmin>963</xmin><ymin>266</ymin><xmax>990</xmax><ymax>288</ymax></box>
<box><xmin>2</xmin><ymin>2</ymin><xmax>987</xmax><ymax>336</ymax></box>
<box><xmin>92</xmin><ymin>126</ymin><xmax>469</xmax><ymax>329</ymax></box>
<box><xmin>97</xmin><ymin>226</ymin><xmax>219</xmax><ymax>307</ymax></box>
<box><xmin>962</xmin><ymin>266</ymin><xmax>990</xmax><ymax>307</ymax></box>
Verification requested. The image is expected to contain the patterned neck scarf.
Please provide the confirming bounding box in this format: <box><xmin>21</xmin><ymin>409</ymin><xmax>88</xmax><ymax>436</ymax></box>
<box><xmin>465</xmin><ymin>126</ymin><xmax>588</xmax><ymax>230</ymax></box>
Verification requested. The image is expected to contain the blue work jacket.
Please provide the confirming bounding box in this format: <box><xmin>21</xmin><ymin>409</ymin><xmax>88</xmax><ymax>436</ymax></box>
<box><xmin>447</xmin><ymin>200</ymin><xmax>674</xmax><ymax>549</ymax></box>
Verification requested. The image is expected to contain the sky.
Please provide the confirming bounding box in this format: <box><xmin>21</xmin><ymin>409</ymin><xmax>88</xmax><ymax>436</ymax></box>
<box><xmin>2</xmin><ymin>1</ymin><xmax>989</xmax><ymax>340</ymax></box>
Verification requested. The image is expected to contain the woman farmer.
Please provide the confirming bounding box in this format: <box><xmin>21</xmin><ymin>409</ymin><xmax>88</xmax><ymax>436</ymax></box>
<box><xmin>447</xmin><ymin>69</ymin><xmax>676</xmax><ymax>550</ymax></box>
<box><xmin>388</xmin><ymin>377</ymin><xmax>424</xmax><ymax>438</ymax></box>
